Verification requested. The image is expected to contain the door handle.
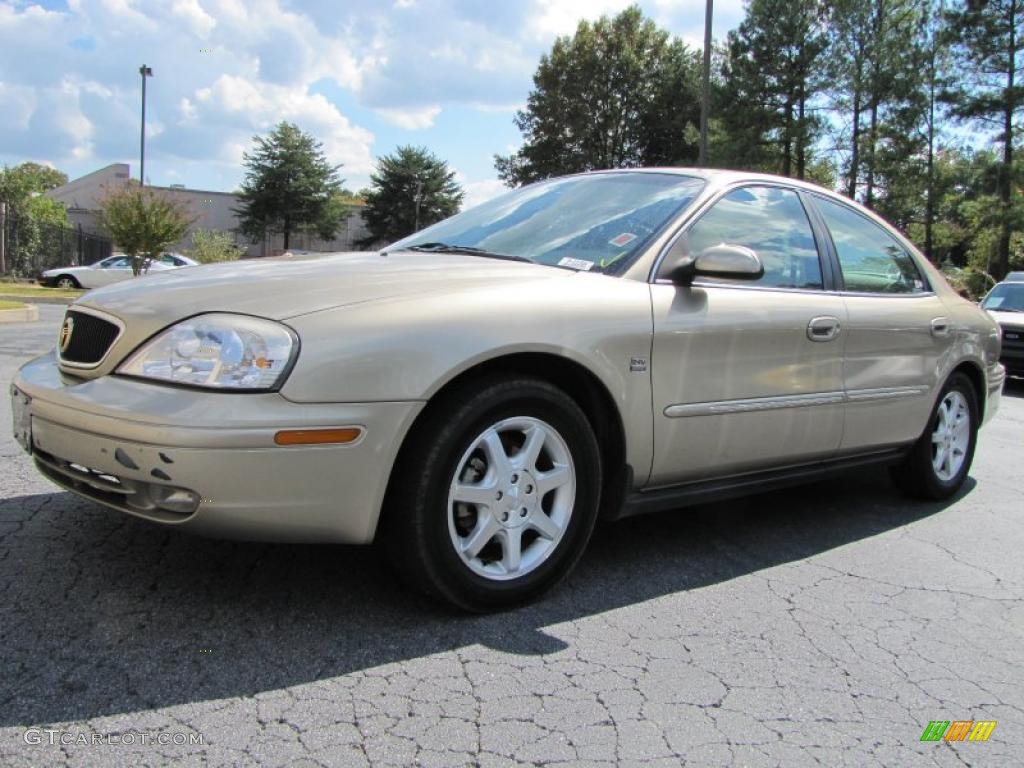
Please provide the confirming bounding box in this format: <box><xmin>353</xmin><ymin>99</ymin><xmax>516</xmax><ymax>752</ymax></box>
<box><xmin>930</xmin><ymin>317</ymin><xmax>950</xmax><ymax>338</ymax></box>
<box><xmin>807</xmin><ymin>316</ymin><xmax>841</xmax><ymax>342</ymax></box>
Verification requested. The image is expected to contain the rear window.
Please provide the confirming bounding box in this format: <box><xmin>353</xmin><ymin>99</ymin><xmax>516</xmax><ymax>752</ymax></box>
<box><xmin>815</xmin><ymin>196</ymin><xmax>928</xmax><ymax>294</ymax></box>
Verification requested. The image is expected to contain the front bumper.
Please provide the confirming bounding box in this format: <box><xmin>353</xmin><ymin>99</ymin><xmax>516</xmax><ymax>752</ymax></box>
<box><xmin>12</xmin><ymin>353</ymin><xmax>422</xmax><ymax>543</ymax></box>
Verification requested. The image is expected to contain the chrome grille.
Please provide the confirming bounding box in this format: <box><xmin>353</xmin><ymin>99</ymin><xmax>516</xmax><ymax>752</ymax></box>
<box><xmin>59</xmin><ymin>309</ymin><xmax>120</xmax><ymax>365</ymax></box>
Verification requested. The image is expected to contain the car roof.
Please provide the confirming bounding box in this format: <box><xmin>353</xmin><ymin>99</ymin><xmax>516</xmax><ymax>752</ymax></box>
<box><xmin>1005</xmin><ymin>271</ymin><xmax>1024</xmax><ymax>282</ymax></box>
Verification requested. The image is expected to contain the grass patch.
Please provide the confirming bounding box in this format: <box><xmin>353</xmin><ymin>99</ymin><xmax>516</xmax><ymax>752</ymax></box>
<box><xmin>0</xmin><ymin>299</ymin><xmax>28</xmax><ymax>310</ymax></box>
<box><xmin>0</xmin><ymin>281</ymin><xmax>84</xmax><ymax>298</ymax></box>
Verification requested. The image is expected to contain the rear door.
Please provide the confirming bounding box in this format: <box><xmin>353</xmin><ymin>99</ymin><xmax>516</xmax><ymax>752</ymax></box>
<box><xmin>809</xmin><ymin>194</ymin><xmax>949</xmax><ymax>452</ymax></box>
<box><xmin>649</xmin><ymin>184</ymin><xmax>848</xmax><ymax>486</ymax></box>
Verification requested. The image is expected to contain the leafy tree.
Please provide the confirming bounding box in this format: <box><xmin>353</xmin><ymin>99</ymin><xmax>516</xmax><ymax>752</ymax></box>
<box><xmin>0</xmin><ymin>162</ymin><xmax>67</xmax><ymax>202</ymax></box>
<box><xmin>942</xmin><ymin>0</ymin><xmax>1024</xmax><ymax>279</ymax></box>
<box><xmin>186</xmin><ymin>228</ymin><xmax>245</xmax><ymax>263</ymax></box>
<box><xmin>0</xmin><ymin>162</ymin><xmax>69</xmax><ymax>276</ymax></box>
<box><xmin>235</xmin><ymin>122</ymin><xmax>346</xmax><ymax>251</ymax></box>
<box><xmin>98</xmin><ymin>186</ymin><xmax>194</xmax><ymax>275</ymax></box>
<box><xmin>719</xmin><ymin>0</ymin><xmax>827</xmax><ymax>179</ymax></box>
<box><xmin>360</xmin><ymin>146</ymin><xmax>463</xmax><ymax>245</ymax></box>
<box><xmin>495</xmin><ymin>6</ymin><xmax>701</xmax><ymax>185</ymax></box>
<box><xmin>826</xmin><ymin>0</ymin><xmax>926</xmax><ymax>210</ymax></box>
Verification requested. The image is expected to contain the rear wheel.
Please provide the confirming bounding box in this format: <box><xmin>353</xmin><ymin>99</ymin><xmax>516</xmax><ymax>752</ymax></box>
<box><xmin>383</xmin><ymin>376</ymin><xmax>601</xmax><ymax>611</ymax></box>
<box><xmin>55</xmin><ymin>275</ymin><xmax>80</xmax><ymax>289</ymax></box>
<box><xmin>893</xmin><ymin>372</ymin><xmax>978</xmax><ymax>500</ymax></box>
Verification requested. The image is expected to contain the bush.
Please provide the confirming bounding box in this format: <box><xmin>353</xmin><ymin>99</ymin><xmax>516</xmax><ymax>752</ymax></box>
<box><xmin>940</xmin><ymin>265</ymin><xmax>996</xmax><ymax>301</ymax></box>
<box><xmin>186</xmin><ymin>229</ymin><xmax>245</xmax><ymax>263</ymax></box>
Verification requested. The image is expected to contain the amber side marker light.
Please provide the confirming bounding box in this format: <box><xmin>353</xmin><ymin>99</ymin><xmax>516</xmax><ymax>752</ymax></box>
<box><xmin>274</xmin><ymin>427</ymin><xmax>363</xmax><ymax>446</ymax></box>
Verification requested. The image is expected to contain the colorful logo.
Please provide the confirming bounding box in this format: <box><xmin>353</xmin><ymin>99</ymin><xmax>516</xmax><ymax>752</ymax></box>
<box><xmin>920</xmin><ymin>720</ymin><xmax>996</xmax><ymax>742</ymax></box>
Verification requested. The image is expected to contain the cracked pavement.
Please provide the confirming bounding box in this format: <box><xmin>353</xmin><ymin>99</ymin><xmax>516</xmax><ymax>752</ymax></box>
<box><xmin>1</xmin><ymin>305</ymin><xmax>1023</xmax><ymax>767</ymax></box>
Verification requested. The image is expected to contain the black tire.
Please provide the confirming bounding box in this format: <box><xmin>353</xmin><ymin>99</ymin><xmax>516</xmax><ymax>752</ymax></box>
<box><xmin>55</xmin><ymin>275</ymin><xmax>80</xmax><ymax>289</ymax></box>
<box><xmin>892</xmin><ymin>372</ymin><xmax>978</xmax><ymax>500</ymax></box>
<box><xmin>382</xmin><ymin>376</ymin><xmax>602</xmax><ymax>612</ymax></box>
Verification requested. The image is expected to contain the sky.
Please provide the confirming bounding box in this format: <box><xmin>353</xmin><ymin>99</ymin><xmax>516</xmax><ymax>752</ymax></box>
<box><xmin>0</xmin><ymin>0</ymin><xmax>745</xmax><ymax>207</ymax></box>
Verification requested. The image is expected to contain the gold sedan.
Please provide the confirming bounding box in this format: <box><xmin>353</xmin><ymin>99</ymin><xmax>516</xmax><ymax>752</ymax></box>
<box><xmin>11</xmin><ymin>169</ymin><xmax>1005</xmax><ymax>610</ymax></box>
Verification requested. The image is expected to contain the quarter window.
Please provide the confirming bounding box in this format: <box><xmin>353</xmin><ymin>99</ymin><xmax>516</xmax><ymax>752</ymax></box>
<box><xmin>681</xmin><ymin>186</ymin><xmax>824</xmax><ymax>289</ymax></box>
<box><xmin>815</xmin><ymin>196</ymin><xmax>928</xmax><ymax>294</ymax></box>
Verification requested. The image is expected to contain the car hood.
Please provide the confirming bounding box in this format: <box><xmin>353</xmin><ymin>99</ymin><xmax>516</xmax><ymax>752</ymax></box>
<box><xmin>75</xmin><ymin>251</ymin><xmax>572</xmax><ymax>323</ymax></box>
<box><xmin>986</xmin><ymin>308</ymin><xmax>1024</xmax><ymax>327</ymax></box>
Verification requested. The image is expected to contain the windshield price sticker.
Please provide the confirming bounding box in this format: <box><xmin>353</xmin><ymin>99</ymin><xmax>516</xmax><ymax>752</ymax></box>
<box><xmin>558</xmin><ymin>257</ymin><xmax>595</xmax><ymax>271</ymax></box>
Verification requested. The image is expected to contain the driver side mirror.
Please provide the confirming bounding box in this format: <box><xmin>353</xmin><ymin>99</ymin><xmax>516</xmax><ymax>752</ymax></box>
<box><xmin>661</xmin><ymin>243</ymin><xmax>764</xmax><ymax>286</ymax></box>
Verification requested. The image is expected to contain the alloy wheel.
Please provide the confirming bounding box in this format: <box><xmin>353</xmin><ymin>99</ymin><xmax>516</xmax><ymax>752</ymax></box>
<box><xmin>447</xmin><ymin>416</ymin><xmax>576</xmax><ymax>581</ymax></box>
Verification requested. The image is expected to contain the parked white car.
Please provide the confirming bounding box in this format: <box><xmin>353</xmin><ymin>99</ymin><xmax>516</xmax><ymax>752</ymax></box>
<box><xmin>39</xmin><ymin>253</ymin><xmax>197</xmax><ymax>290</ymax></box>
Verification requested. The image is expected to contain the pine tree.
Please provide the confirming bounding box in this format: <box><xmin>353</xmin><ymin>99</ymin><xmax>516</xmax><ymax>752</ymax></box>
<box><xmin>360</xmin><ymin>146</ymin><xmax>464</xmax><ymax>245</ymax></box>
<box><xmin>235</xmin><ymin>122</ymin><xmax>345</xmax><ymax>251</ymax></box>
<box><xmin>942</xmin><ymin>0</ymin><xmax>1023</xmax><ymax>279</ymax></box>
<box><xmin>719</xmin><ymin>0</ymin><xmax>827</xmax><ymax>179</ymax></box>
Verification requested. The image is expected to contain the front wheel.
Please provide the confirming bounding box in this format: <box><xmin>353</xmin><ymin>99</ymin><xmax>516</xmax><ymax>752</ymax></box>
<box><xmin>893</xmin><ymin>372</ymin><xmax>978</xmax><ymax>500</ymax></box>
<box><xmin>382</xmin><ymin>376</ymin><xmax>602</xmax><ymax>611</ymax></box>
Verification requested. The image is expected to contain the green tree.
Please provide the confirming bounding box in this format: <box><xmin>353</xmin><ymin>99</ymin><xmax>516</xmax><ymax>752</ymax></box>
<box><xmin>186</xmin><ymin>228</ymin><xmax>245</xmax><ymax>263</ymax></box>
<box><xmin>235</xmin><ymin>122</ymin><xmax>346</xmax><ymax>250</ymax></box>
<box><xmin>719</xmin><ymin>0</ymin><xmax>827</xmax><ymax>179</ymax></box>
<box><xmin>98</xmin><ymin>186</ymin><xmax>194</xmax><ymax>275</ymax></box>
<box><xmin>495</xmin><ymin>6</ymin><xmax>701</xmax><ymax>185</ymax></box>
<box><xmin>0</xmin><ymin>162</ymin><xmax>69</xmax><ymax>276</ymax></box>
<box><xmin>942</xmin><ymin>0</ymin><xmax>1024</xmax><ymax>279</ymax></box>
<box><xmin>360</xmin><ymin>146</ymin><xmax>463</xmax><ymax>245</ymax></box>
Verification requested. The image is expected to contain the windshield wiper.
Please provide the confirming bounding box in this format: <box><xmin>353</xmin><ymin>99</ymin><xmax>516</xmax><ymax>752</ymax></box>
<box><xmin>400</xmin><ymin>242</ymin><xmax>534</xmax><ymax>264</ymax></box>
<box><xmin>986</xmin><ymin>305</ymin><xmax>1024</xmax><ymax>312</ymax></box>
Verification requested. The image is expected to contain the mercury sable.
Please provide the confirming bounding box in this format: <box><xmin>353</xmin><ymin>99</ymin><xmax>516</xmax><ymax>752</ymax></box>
<box><xmin>11</xmin><ymin>169</ymin><xmax>1005</xmax><ymax>610</ymax></box>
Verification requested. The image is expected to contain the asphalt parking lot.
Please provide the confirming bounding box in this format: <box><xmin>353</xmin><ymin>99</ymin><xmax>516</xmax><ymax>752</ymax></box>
<box><xmin>1</xmin><ymin>305</ymin><xmax>1022</xmax><ymax>767</ymax></box>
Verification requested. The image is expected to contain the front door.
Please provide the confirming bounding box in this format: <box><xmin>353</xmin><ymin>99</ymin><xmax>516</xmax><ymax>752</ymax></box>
<box><xmin>649</xmin><ymin>185</ymin><xmax>847</xmax><ymax>486</ymax></box>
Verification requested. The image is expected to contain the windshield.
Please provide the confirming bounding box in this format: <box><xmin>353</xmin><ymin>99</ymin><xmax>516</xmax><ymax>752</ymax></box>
<box><xmin>982</xmin><ymin>283</ymin><xmax>1024</xmax><ymax>312</ymax></box>
<box><xmin>390</xmin><ymin>172</ymin><xmax>704</xmax><ymax>274</ymax></box>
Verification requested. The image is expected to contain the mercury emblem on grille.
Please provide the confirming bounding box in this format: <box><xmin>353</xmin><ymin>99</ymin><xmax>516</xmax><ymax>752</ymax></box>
<box><xmin>59</xmin><ymin>316</ymin><xmax>75</xmax><ymax>353</ymax></box>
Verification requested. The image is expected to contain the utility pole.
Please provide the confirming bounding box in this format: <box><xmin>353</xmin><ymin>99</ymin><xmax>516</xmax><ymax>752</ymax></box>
<box><xmin>0</xmin><ymin>201</ymin><xmax>6</xmax><ymax>275</ymax></box>
<box><xmin>413</xmin><ymin>179</ymin><xmax>424</xmax><ymax>232</ymax></box>
<box><xmin>139</xmin><ymin>65</ymin><xmax>153</xmax><ymax>185</ymax></box>
<box><xmin>699</xmin><ymin>0</ymin><xmax>714</xmax><ymax>166</ymax></box>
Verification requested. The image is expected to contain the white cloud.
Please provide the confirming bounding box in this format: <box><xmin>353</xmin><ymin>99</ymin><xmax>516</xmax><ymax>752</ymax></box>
<box><xmin>171</xmin><ymin>0</ymin><xmax>217</xmax><ymax>37</ymax></box>
<box><xmin>525</xmin><ymin>0</ymin><xmax>630</xmax><ymax>39</ymax></box>
<box><xmin>0</xmin><ymin>0</ymin><xmax>748</xmax><ymax>193</ymax></box>
<box><xmin>374</xmin><ymin>105</ymin><xmax>441</xmax><ymax>130</ymax></box>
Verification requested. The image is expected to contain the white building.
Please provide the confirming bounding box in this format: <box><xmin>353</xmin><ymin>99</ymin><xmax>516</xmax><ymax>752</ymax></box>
<box><xmin>45</xmin><ymin>163</ymin><xmax>370</xmax><ymax>258</ymax></box>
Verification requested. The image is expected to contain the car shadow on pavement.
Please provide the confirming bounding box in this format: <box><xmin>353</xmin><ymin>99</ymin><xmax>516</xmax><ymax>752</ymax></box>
<box><xmin>0</xmin><ymin>471</ymin><xmax>972</xmax><ymax>726</ymax></box>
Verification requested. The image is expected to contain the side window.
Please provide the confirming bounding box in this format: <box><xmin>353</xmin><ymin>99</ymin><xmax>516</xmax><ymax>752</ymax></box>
<box><xmin>682</xmin><ymin>186</ymin><xmax>823</xmax><ymax>289</ymax></box>
<box><xmin>103</xmin><ymin>257</ymin><xmax>130</xmax><ymax>268</ymax></box>
<box><xmin>815</xmin><ymin>196</ymin><xmax>928</xmax><ymax>294</ymax></box>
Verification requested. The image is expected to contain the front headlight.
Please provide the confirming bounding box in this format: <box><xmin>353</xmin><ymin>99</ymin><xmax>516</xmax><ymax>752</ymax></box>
<box><xmin>117</xmin><ymin>313</ymin><xmax>298</xmax><ymax>390</ymax></box>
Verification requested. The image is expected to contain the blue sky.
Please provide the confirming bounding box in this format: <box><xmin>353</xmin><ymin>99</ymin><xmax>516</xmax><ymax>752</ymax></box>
<box><xmin>0</xmin><ymin>0</ymin><xmax>745</xmax><ymax>206</ymax></box>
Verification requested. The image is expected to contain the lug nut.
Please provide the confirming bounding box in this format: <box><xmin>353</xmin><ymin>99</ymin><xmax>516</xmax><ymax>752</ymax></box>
<box><xmin>496</xmin><ymin>490</ymin><xmax>503</xmax><ymax>500</ymax></box>
<box><xmin>511</xmin><ymin>473</ymin><xmax>518</xmax><ymax>483</ymax></box>
<box><xmin>520</xmin><ymin>508</ymin><xmax>528</xmax><ymax>517</ymax></box>
<box><xmin>525</xmin><ymin>485</ymin><xmax>533</xmax><ymax>494</ymax></box>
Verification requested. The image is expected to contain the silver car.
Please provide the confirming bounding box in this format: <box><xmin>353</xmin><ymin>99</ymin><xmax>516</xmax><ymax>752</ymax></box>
<box><xmin>11</xmin><ymin>170</ymin><xmax>1005</xmax><ymax>610</ymax></box>
<box><xmin>39</xmin><ymin>252</ymin><xmax>198</xmax><ymax>289</ymax></box>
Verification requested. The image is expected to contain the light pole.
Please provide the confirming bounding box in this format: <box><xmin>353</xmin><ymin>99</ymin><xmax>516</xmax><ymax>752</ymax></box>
<box><xmin>699</xmin><ymin>0</ymin><xmax>713</xmax><ymax>166</ymax></box>
<box><xmin>139</xmin><ymin>65</ymin><xmax>153</xmax><ymax>185</ymax></box>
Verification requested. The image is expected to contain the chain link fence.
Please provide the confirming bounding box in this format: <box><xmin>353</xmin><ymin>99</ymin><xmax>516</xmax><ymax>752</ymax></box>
<box><xmin>0</xmin><ymin>207</ymin><xmax>112</xmax><ymax>278</ymax></box>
